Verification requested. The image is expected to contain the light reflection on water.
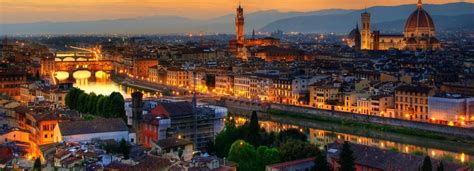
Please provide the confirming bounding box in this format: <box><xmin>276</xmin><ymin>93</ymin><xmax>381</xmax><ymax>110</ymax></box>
<box><xmin>234</xmin><ymin>116</ymin><xmax>472</xmax><ymax>164</ymax></box>
<box><xmin>55</xmin><ymin>70</ymin><xmax>156</xmax><ymax>99</ymax></box>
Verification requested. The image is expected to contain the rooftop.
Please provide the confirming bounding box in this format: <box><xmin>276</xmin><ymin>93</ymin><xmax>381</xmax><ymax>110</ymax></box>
<box><xmin>155</xmin><ymin>138</ymin><xmax>193</xmax><ymax>149</ymax></box>
<box><xmin>58</xmin><ymin>118</ymin><xmax>128</xmax><ymax>136</ymax></box>
<box><xmin>327</xmin><ymin>141</ymin><xmax>469</xmax><ymax>171</ymax></box>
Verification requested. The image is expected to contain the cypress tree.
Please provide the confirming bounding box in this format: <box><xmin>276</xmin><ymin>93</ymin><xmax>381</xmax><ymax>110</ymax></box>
<box><xmin>246</xmin><ymin>111</ymin><xmax>261</xmax><ymax>145</ymax></box>
<box><xmin>437</xmin><ymin>161</ymin><xmax>444</xmax><ymax>171</ymax></box>
<box><xmin>421</xmin><ymin>156</ymin><xmax>432</xmax><ymax>171</ymax></box>
<box><xmin>339</xmin><ymin>141</ymin><xmax>355</xmax><ymax>171</ymax></box>
<box><xmin>313</xmin><ymin>152</ymin><xmax>331</xmax><ymax>171</ymax></box>
<box><xmin>119</xmin><ymin>139</ymin><xmax>131</xmax><ymax>159</ymax></box>
<box><xmin>33</xmin><ymin>158</ymin><xmax>41</xmax><ymax>171</ymax></box>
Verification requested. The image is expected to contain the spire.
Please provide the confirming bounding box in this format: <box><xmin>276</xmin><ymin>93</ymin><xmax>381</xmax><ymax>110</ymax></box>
<box><xmin>252</xmin><ymin>28</ymin><xmax>255</xmax><ymax>39</ymax></box>
<box><xmin>417</xmin><ymin>0</ymin><xmax>423</xmax><ymax>9</ymax></box>
<box><xmin>239</xmin><ymin>0</ymin><xmax>241</xmax><ymax>8</ymax></box>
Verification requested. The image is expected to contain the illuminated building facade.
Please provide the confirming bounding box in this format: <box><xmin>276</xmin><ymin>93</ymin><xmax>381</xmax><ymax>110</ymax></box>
<box><xmin>254</xmin><ymin>46</ymin><xmax>304</xmax><ymax>62</ymax></box>
<box><xmin>166</xmin><ymin>67</ymin><xmax>192</xmax><ymax>87</ymax></box>
<box><xmin>215</xmin><ymin>74</ymin><xmax>234</xmax><ymax>96</ymax></box>
<box><xmin>40</xmin><ymin>56</ymin><xmax>55</xmax><ymax>77</ymax></box>
<box><xmin>309</xmin><ymin>83</ymin><xmax>341</xmax><ymax>109</ymax></box>
<box><xmin>0</xmin><ymin>69</ymin><xmax>27</xmax><ymax>100</ymax></box>
<box><xmin>133</xmin><ymin>59</ymin><xmax>159</xmax><ymax>79</ymax></box>
<box><xmin>233</xmin><ymin>75</ymin><xmax>251</xmax><ymax>98</ymax></box>
<box><xmin>395</xmin><ymin>85</ymin><xmax>434</xmax><ymax>121</ymax></box>
<box><xmin>428</xmin><ymin>94</ymin><xmax>474</xmax><ymax>127</ymax></box>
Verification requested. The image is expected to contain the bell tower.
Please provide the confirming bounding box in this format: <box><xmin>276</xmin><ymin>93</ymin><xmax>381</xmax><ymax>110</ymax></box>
<box><xmin>361</xmin><ymin>11</ymin><xmax>371</xmax><ymax>50</ymax></box>
<box><xmin>235</xmin><ymin>3</ymin><xmax>245</xmax><ymax>44</ymax></box>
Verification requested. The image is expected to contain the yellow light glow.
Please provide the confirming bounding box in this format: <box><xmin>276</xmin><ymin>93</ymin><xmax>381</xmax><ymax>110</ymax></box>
<box><xmin>448</xmin><ymin>121</ymin><xmax>454</xmax><ymax>126</ymax></box>
<box><xmin>54</xmin><ymin>71</ymin><xmax>69</xmax><ymax>80</ymax></box>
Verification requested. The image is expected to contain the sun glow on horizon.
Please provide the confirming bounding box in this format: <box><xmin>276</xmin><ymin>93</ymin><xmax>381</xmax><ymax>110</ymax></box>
<box><xmin>0</xmin><ymin>0</ymin><xmax>472</xmax><ymax>24</ymax></box>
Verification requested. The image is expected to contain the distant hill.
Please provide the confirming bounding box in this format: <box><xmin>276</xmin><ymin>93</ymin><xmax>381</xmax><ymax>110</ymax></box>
<box><xmin>373</xmin><ymin>14</ymin><xmax>474</xmax><ymax>33</ymax></box>
<box><xmin>260</xmin><ymin>2</ymin><xmax>474</xmax><ymax>33</ymax></box>
<box><xmin>0</xmin><ymin>2</ymin><xmax>473</xmax><ymax>35</ymax></box>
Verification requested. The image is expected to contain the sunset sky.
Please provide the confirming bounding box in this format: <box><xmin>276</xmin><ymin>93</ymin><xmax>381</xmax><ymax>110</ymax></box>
<box><xmin>0</xmin><ymin>0</ymin><xmax>472</xmax><ymax>24</ymax></box>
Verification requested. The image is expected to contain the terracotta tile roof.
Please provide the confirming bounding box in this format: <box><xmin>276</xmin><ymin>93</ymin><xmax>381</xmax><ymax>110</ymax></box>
<box><xmin>160</xmin><ymin>102</ymin><xmax>193</xmax><ymax>116</ymax></box>
<box><xmin>267</xmin><ymin>157</ymin><xmax>315</xmax><ymax>169</ymax></box>
<box><xmin>156</xmin><ymin>137</ymin><xmax>193</xmax><ymax>149</ymax></box>
<box><xmin>327</xmin><ymin>141</ymin><xmax>469</xmax><ymax>171</ymax></box>
<box><xmin>122</xmin><ymin>155</ymin><xmax>172</xmax><ymax>171</ymax></box>
<box><xmin>58</xmin><ymin>118</ymin><xmax>128</xmax><ymax>136</ymax></box>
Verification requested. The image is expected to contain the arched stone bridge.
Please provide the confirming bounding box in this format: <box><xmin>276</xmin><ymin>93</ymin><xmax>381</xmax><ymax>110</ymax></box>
<box><xmin>55</xmin><ymin>55</ymin><xmax>95</xmax><ymax>62</ymax></box>
<box><xmin>55</xmin><ymin>60</ymin><xmax>114</xmax><ymax>72</ymax></box>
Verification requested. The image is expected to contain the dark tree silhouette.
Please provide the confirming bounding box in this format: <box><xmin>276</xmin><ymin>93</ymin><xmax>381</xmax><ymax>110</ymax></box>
<box><xmin>339</xmin><ymin>141</ymin><xmax>355</xmax><ymax>171</ymax></box>
<box><xmin>421</xmin><ymin>156</ymin><xmax>432</xmax><ymax>171</ymax></box>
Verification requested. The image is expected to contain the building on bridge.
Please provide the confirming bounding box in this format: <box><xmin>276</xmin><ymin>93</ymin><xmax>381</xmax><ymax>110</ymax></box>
<box><xmin>54</xmin><ymin>51</ymin><xmax>95</xmax><ymax>62</ymax></box>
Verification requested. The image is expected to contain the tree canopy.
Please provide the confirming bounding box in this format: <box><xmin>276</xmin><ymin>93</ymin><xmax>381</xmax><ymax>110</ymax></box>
<box><xmin>227</xmin><ymin>140</ymin><xmax>259</xmax><ymax>171</ymax></box>
<box><xmin>313</xmin><ymin>152</ymin><xmax>331</xmax><ymax>171</ymax></box>
<box><xmin>279</xmin><ymin>139</ymin><xmax>320</xmax><ymax>161</ymax></box>
<box><xmin>65</xmin><ymin>88</ymin><xmax>125</xmax><ymax>120</ymax></box>
<box><xmin>210</xmin><ymin>113</ymin><xmax>321</xmax><ymax>171</ymax></box>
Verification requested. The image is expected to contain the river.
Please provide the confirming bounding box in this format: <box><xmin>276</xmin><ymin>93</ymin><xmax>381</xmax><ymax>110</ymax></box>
<box><xmin>233</xmin><ymin>115</ymin><xmax>473</xmax><ymax>165</ymax></box>
<box><xmin>55</xmin><ymin>70</ymin><xmax>158</xmax><ymax>98</ymax></box>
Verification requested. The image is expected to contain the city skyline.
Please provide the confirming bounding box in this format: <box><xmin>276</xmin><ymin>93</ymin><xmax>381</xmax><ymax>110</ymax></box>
<box><xmin>0</xmin><ymin>0</ymin><xmax>473</xmax><ymax>24</ymax></box>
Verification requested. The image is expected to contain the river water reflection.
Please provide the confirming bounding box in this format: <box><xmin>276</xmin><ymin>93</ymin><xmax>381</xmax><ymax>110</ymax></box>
<box><xmin>234</xmin><ymin>116</ymin><xmax>473</xmax><ymax>165</ymax></box>
<box><xmin>55</xmin><ymin>70</ymin><xmax>158</xmax><ymax>98</ymax></box>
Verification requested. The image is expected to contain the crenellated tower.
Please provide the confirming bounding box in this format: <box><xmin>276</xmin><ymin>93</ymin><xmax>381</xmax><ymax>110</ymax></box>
<box><xmin>235</xmin><ymin>3</ymin><xmax>245</xmax><ymax>44</ymax></box>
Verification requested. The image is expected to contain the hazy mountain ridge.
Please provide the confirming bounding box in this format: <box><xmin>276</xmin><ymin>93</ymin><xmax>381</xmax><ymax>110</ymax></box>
<box><xmin>260</xmin><ymin>2</ymin><xmax>474</xmax><ymax>33</ymax></box>
<box><xmin>0</xmin><ymin>2</ymin><xmax>472</xmax><ymax>35</ymax></box>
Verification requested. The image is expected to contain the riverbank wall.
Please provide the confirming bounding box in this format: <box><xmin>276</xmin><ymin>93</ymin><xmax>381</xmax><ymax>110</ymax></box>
<box><xmin>223</xmin><ymin>98</ymin><xmax>474</xmax><ymax>139</ymax></box>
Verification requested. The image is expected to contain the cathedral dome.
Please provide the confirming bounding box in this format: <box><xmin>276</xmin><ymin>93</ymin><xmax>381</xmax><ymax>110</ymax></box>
<box><xmin>347</xmin><ymin>25</ymin><xmax>361</xmax><ymax>40</ymax></box>
<box><xmin>404</xmin><ymin>0</ymin><xmax>435</xmax><ymax>35</ymax></box>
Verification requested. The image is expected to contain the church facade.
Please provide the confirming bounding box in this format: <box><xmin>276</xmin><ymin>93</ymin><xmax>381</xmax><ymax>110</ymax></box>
<box><xmin>346</xmin><ymin>0</ymin><xmax>440</xmax><ymax>51</ymax></box>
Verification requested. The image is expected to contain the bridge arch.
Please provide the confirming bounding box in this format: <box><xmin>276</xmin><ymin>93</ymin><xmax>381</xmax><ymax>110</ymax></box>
<box><xmin>63</xmin><ymin>57</ymin><xmax>76</xmax><ymax>62</ymax></box>
<box><xmin>76</xmin><ymin>57</ymin><xmax>89</xmax><ymax>61</ymax></box>
<box><xmin>54</xmin><ymin>71</ymin><xmax>70</xmax><ymax>80</ymax></box>
<box><xmin>73</xmin><ymin>70</ymin><xmax>92</xmax><ymax>80</ymax></box>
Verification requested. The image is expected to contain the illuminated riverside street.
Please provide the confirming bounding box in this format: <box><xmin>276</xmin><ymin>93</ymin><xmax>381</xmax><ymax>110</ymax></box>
<box><xmin>233</xmin><ymin>116</ymin><xmax>474</xmax><ymax>164</ymax></box>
